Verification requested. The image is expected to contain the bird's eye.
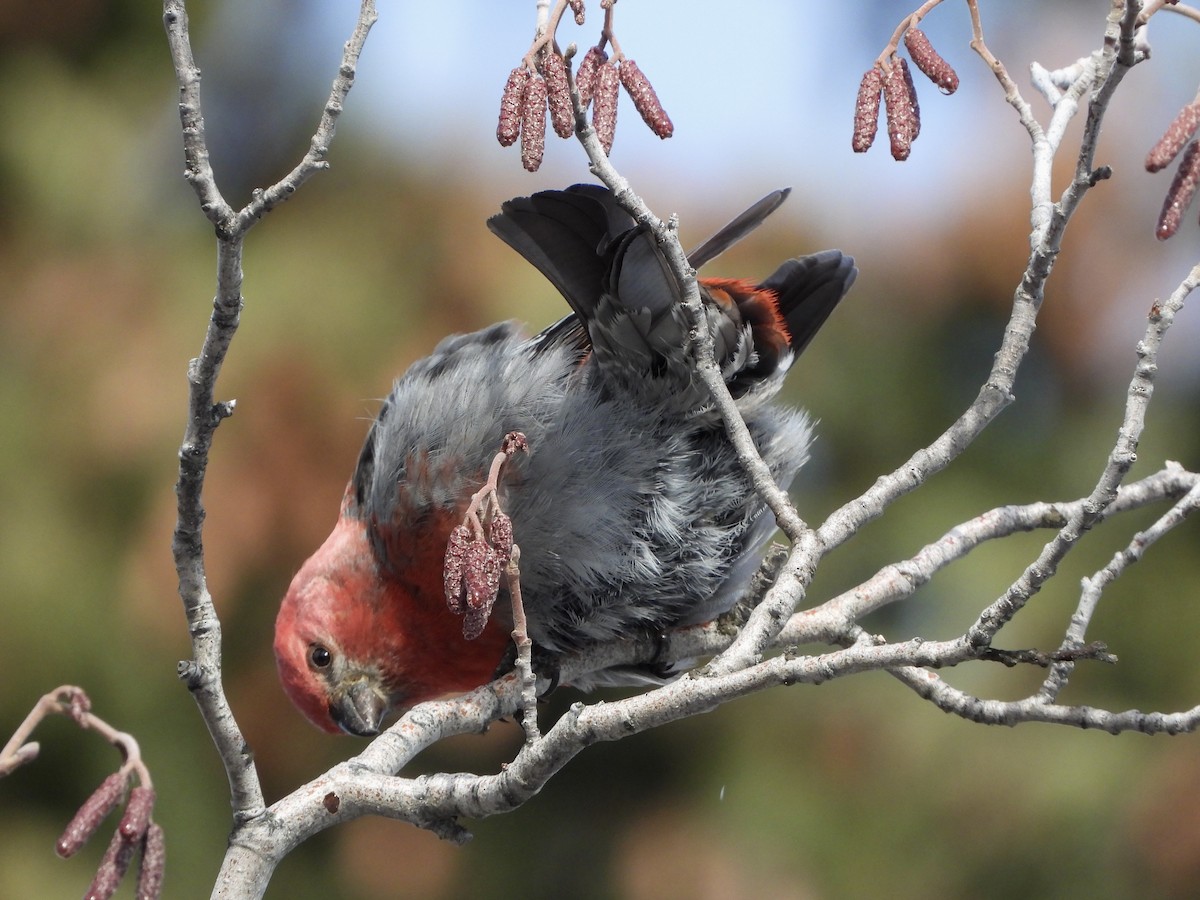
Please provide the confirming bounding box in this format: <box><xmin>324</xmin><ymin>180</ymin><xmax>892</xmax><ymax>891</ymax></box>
<box><xmin>308</xmin><ymin>644</ymin><xmax>333</xmax><ymax>669</ymax></box>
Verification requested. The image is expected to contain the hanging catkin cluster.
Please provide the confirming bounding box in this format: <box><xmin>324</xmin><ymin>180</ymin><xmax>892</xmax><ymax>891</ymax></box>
<box><xmin>495</xmin><ymin>0</ymin><xmax>673</xmax><ymax>170</ymax></box>
<box><xmin>853</xmin><ymin>27</ymin><xmax>959</xmax><ymax>161</ymax></box>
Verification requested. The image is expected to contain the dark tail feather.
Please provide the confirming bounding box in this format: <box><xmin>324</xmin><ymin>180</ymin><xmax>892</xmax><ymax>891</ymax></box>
<box><xmin>687</xmin><ymin>188</ymin><xmax>792</xmax><ymax>269</ymax></box>
<box><xmin>487</xmin><ymin>184</ymin><xmax>642</xmax><ymax>321</ymax></box>
<box><xmin>490</xmin><ymin>185</ymin><xmax>855</xmax><ymax>409</ymax></box>
<box><xmin>761</xmin><ymin>251</ymin><xmax>857</xmax><ymax>357</ymax></box>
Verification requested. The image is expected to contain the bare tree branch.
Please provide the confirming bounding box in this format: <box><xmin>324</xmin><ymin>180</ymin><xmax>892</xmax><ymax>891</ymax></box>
<box><xmin>162</xmin><ymin>0</ymin><xmax>378</xmax><ymax>852</ymax></box>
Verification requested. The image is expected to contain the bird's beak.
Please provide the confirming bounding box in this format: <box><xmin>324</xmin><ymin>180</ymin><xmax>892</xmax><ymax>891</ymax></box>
<box><xmin>331</xmin><ymin>677</ymin><xmax>390</xmax><ymax>737</ymax></box>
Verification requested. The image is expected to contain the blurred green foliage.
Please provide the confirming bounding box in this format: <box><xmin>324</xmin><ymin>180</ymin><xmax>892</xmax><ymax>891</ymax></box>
<box><xmin>2</xmin><ymin>3</ymin><xmax>1200</xmax><ymax>899</ymax></box>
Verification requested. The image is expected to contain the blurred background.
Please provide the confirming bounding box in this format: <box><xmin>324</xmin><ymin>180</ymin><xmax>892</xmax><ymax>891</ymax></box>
<box><xmin>2</xmin><ymin>0</ymin><xmax>1200</xmax><ymax>897</ymax></box>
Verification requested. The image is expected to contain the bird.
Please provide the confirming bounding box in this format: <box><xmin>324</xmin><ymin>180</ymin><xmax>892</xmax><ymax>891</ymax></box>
<box><xmin>274</xmin><ymin>184</ymin><xmax>856</xmax><ymax>735</ymax></box>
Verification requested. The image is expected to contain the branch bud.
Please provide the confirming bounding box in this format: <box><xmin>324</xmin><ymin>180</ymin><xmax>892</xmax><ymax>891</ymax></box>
<box><xmin>62</xmin><ymin>686</ymin><xmax>93</xmax><ymax>726</ymax></box>
<box><xmin>501</xmin><ymin>431</ymin><xmax>529</xmax><ymax>457</ymax></box>
<box><xmin>619</xmin><ymin>59</ymin><xmax>673</xmax><ymax>138</ymax></box>
<box><xmin>496</xmin><ymin>66</ymin><xmax>530</xmax><ymax>147</ymax></box>
<box><xmin>852</xmin><ymin>67</ymin><xmax>883</xmax><ymax>152</ymax></box>
<box><xmin>903</xmin><ymin>28</ymin><xmax>959</xmax><ymax>94</ymax></box>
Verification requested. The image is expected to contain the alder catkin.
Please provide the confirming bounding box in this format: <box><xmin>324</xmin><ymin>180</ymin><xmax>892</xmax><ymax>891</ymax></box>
<box><xmin>619</xmin><ymin>59</ymin><xmax>673</xmax><ymax>138</ymax></box>
<box><xmin>592</xmin><ymin>60</ymin><xmax>620</xmax><ymax>154</ymax></box>
<box><xmin>57</xmin><ymin>772</ymin><xmax>127</xmax><ymax>858</ymax></box>
<box><xmin>84</xmin><ymin>828</ymin><xmax>137</xmax><ymax>900</ymax></box>
<box><xmin>444</xmin><ymin>523</ymin><xmax>472</xmax><ymax>613</ymax></box>
<box><xmin>496</xmin><ymin>67</ymin><xmax>529</xmax><ymax>147</ymax></box>
<box><xmin>520</xmin><ymin>76</ymin><xmax>549</xmax><ymax>172</ymax></box>
<box><xmin>540</xmin><ymin>51</ymin><xmax>574</xmax><ymax>138</ymax></box>
<box><xmin>900</xmin><ymin>56</ymin><xmax>921</xmax><ymax>140</ymax></box>
<box><xmin>903</xmin><ymin>28</ymin><xmax>959</xmax><ymax>94</ymax></box>
<box><xmin>1146</xmin><ymin>100</ymin><xmax>1200</xmax><ymax>172</ymax></box>
<box><xmin>883</xmin><ymin>58</ymin><xmax>919</xmax><ymax>160</ymax></box>
<box><xmin>1156</xmin><ymin>139</ymin><xmax>1200</xmax><ymax>240</ymax></box>
<box><xmin>135</xmin><ymin>824</ymin><xmax>165</xmax><ymax>900</ymax></box>
<box><xmin>464</xmin><ymin>540</ymin><xmax>502</xmax><ymax>614</ymax></box>
<box><xmin>488</xmin><ymin>511</ymin><xmax>514</xmax><ymax>562</ymax></box>
<box><xmin>461</xmin><ymin>540</ymin><xmax>502</xmax><ymax>640</ymax></box>
<box><xmin>852</xmin><ymin>68</ymin><xmax>883</xmax><ymax>152</ymax></box>
<box><xmin>576</xmin><ymin>46</ymin><xmax>608</xmax><ymax>108</ymax></box>
<box><xmin>118</xmin><ymin>786</ymin><xmax>155</xmax><ymax>841</ymax></box>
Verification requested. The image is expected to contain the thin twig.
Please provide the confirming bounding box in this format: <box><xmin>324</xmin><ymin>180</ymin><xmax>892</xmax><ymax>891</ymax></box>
<box><xmin>790</xmin><ymin>464</ymin><xmax>1198</xmax><ymax>639</ymax></box>
<box><xmin>1</xmin><ymin>686</ymin><xmax>151</xmax><ymax>785</ymax></box>
<box><xmin>874</xmin><ymin>0</ymin><xmax>947</xmax><ymax>69</ymax></box>
<box><xmin>1036</xmin><ymin>268</ymin><xmax>1200</xmax><ymax>700</ymax></box>
<box><xmin>506</xmin><ymin>546</ymin><xmax>541</xmax><ymax>743</ymax></box>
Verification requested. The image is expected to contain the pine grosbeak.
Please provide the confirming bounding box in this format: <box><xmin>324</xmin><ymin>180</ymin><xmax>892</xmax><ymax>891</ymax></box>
<box><xmin>274</xmin><ymin>184</ymin><xmax>856</xmax><ymax>735</ymax></box>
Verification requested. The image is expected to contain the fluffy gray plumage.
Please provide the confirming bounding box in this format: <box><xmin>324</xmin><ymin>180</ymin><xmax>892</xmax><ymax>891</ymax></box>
<box><xmin>351</xmin><ymin>185</ymin><xmax>855</xmax><ymax>654</ymax></box>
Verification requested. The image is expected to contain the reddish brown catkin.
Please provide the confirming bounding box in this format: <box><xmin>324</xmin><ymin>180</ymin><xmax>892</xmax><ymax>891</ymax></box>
<box><xmin>1156</xmin><ymin>140</ymin><xmax>1200</xmax><ymax>240</ymax></box>
<box><xmin>576</xmin><ymin>46</ymin><xmax>609</xmax><ymax>108</ymax></box>
<box><xmin>135</xmin><ymin>824</ymin><xmax>166</xmax><ymax>900</ymax></box>
<box><xmin>901</xmin><ymin>56</ymin><xmax>921</xmax><ymax>140</ymax></box>
<box><xmin>852</xmin><ymin>68</ymin><xmax>883</xmax><ymax>152</ymax></box>
<box><xmin>464</xmin><ymin>539</ymin><xmax>502</xmax><ymax>614</ymax></box>
<box><xmin>463</xmin><ymin>609</ymin><xmax>490</xmax><ymax>642</ymax></box>
<box><xmin>118</xmin><ymin>786</ymin><xmax>155</xmax><ymax>841</ymax></box>
<box><xmin>568</xmin><ymin>0</ymin><xmax>585</xmax><ymax>25</ymax></box>
<box><xmin>1147</xmin><ymin>100</ymin><xmax>1200</xmax><ymax>172</ymax></box>
<box><xmin>520</xmin><ymin>76</ymin><xmax>549</xmax><ymax>171</ymax></box>
<box><xmin>57</xmin><ymin>772</ymin><xmax>127</xmax><ymax>858</ymax></box>
<box><xmin>903</xmin><ymin>28</ymin><xmax>959</xmax><ymax>94</ymax></box>
<box><xmin>497</xmin><ymin>67</ymin><xmax>530</xmax><ymax>147</ymax></box>
<box><xmin>593</xmin><ymin>60</ymin><xmax>620</xmax><ymax>154</ymax></box>
<box><xmin>540</xmin><ymin>51</ymin><xmax>574</xmax><ymax>138</ymax></box>
<box><xmin>489</xmin><ymin>511</ymin><xmax>514</xmax><ymax>560</ymax></box>
<box><xmin>619</xmin><ymin>60</ymin><xmax>673</xmax><ymax>138</ymax></box>
<box><xmin>461</xmin><ymin>539</ymin><xmax>502</xmax><ymax>640</ymax></box>
<box><xmin>883</xmin><ymin>58</ymin><xmax>919</xmax><ymax>160</ymax></box>
<box><xmin>444</xmin><ymin>523</ymin><xmax>472</xmax><ymax>613</ymax></box>
<box><xmin>84</xmin><ymin>828</ymin><xmax>137</xmax><ymax>900</ymax></box>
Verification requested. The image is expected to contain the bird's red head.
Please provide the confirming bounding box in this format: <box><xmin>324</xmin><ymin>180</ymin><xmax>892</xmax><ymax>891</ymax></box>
<box><xmin>275</xmin><ymin>494</ymin><xmax>513</xmax><ymax>735</ymax></box>
<box><xmin>274</xmin><ymin>511</ymin><xmax>397</xmax><ymax>735</ymax></box>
